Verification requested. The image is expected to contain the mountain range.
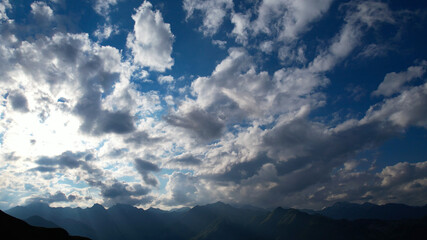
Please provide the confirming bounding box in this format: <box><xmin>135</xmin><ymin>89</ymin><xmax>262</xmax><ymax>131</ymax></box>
<box><xmin>4</xmin><ymin>201</ymin><xmax>427</xmax><ymax>240</ymax></box>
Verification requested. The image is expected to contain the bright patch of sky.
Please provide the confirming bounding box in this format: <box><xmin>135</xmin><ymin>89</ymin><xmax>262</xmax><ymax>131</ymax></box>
<box><xmin>0</xmin><ymin>0</ymin><xmax>427</xmax><ymax>211</ymax></box>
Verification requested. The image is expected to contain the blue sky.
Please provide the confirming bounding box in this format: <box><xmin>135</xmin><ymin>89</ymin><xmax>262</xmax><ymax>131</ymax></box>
<box><xmin>0</xmin><ymin>0</ymin><xmax>426</xmax><ymax>210</ymax></box>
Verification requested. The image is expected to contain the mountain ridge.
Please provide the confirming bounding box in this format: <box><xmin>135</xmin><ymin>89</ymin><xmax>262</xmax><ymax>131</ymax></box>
<box><xmin>5</xmin><ymin>201</ymin><xmax>427</xmax><ymax>240</ymax></box>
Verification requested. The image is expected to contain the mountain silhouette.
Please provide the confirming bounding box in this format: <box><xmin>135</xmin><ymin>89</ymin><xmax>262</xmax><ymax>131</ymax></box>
<box><xmin>6</xmin><ymin>201</ymin><xmax>427</xmax><ymax>240</ymax></box>
<box><xmin>25</xmin><ymin>215</ymin><xmax>60</xmax><ymax>228</ymax></box>
<box><xmin>0</xmin><ymin>209</ymin><xmax>89</xmax><ymax>239</ymax></box>
<box><xmin>313</xmin><ymin>202</ymin><xmax>427</xmax><ymax>220</ymax></box>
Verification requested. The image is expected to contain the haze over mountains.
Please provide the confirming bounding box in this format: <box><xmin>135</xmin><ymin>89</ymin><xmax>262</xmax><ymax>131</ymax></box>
<box><xmin>5</xmin><ymin>201</ymin><xmax>427</xmax><ymax>240</ymax></box>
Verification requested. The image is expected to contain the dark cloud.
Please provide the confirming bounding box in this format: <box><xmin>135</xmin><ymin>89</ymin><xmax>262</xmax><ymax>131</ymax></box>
<box><xmin>124</xmin><ymin>131</ymin><xmax>162</xmax><ymax>146</ymax></box>
<box><xmin>74</xmin><ymin>89</ymin><xmax>135</xmax><ymax>135</ymax></box>
<box><xmin>33</xmin><ymin>151</ymin><xmax>103</xmax><ymax>180</ymax></box>
<box><xmin>100</xmin><ymin>181</ymin><xmax>152</xmax><ymax>206</ymax></box>
<box><xmin>36</xmin><ymin>151</ymin><xmax>85</xmax><ymax>169</ymax></box>
<box><xmin>8</xmin><ymin>91</ymin><xmax>29</xmax><ymax>112</ymax></box>
<box><xmin>98</xmin><ymin>111</ymin><xmax>135</xmax><ymax>134</ymax></box>
<box><xmin>169</xmin><ymin>154</ymin><xmax>202</xmax><ymax>166</ymax></box>
<box><xmin>135</xmin><ymin>158</ymin><xmax>160</xmax><ymax>172</ymax></box>
<box><xmin>2</xmin><ymin>152</ymin><xmax>19</xmax><ymax>161</ymax></box>
<box><xmin>108</xmin><ymin>148</ymin><xmax>128</xmax><ymax>157</ymax></box>
<box><xmin>134</xmin><ymin>158</ymin><xmax>160</xmax><ymax>186</ymax></box>
<box><xmin>206</xmin><ymin>153</ymin><xmax>271</xmax><ymax>183</ymax></box>
<box><xmin>31</xmin><ymin>166</ymin><xmax>56</xmax><ymax>172</ymax></box>
<box><xmin>85</xmin><ymin>153</ymin><xmax>94</xmax><ymax>161</ymax></box>
<box><xmin>262</xmin><ymin>119</ymin><xmax>398</xmax><ymax>195</ymax></box>
<box><xmin>25</xmin><ymin>191</ymin><xmax>75</xmax><ymax>205</ymax></box>
<box><xmin>165</xmin><ymin>109</ymin><xmax>225</xmax><ymax>140</ymax></box>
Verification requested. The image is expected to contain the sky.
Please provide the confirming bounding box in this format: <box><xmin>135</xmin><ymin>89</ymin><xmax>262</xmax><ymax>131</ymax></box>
<box><xmin>0</xmin><ymin>0</ymin><xmax>426</xmax><ymax>211</ymax></box>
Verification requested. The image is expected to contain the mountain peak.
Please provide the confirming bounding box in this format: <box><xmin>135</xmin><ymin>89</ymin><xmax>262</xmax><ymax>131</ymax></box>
<box><xmin>210</xmin><ymin>201</ymin><xmax>228</xmax><ymax>207</ymax></box>
<box><xmin>90</xmin><ymin>203</ymin><xmax>105</xmax><ymax>210</ymax></box>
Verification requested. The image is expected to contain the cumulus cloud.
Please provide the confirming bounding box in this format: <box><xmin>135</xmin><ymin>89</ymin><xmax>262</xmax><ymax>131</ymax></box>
<box><xmin>0</xmin><ymin>0</ymin><xmax>11</xmax><ymax>21</ymax></box>
<box><xmin>169</xmin><ymin>154</ymin><xmax>202</xmax><ymax>166</ymax></box>
<box><xmin>162</xmin><ymin>172</ymin><xmax>199</xmax><ymax>206</ymax></box>
<box><xmin>231</xmin><ymin>12</ymin><xmax>250</xmax><ymax>45</ymax></box>
<box><xmin>134</xmin><ymin>158</ymin><xmax>160</xmax><ymax>186</ymax></box>
<box><xmin>31</xmin><ymin>1</ymin><xmax>54</xmax><ymax>25</ymax></box>
<box><xmin>100</xmin><ymin>181</ymin><xmax>152</xmax><ymax>206</ymax></box>
<box><xmin>94</xmin><ymin>23</ymin><xmax>119</xmax><ymax>41</ymax></box>
<box><xmin>157</xmin><ymin>75</ymin><xmax>174</xmax><ymax>84</ymax></box>
<box><xmin>93</xmin><ymin>0</ymin><xmax>119</xmax><ymax>18</ymax></box>
<box><xmin>25</xmin><ymin>191</ymin><xmax>77</xmax><ymax>205</ymax></box>
<box><xmin>167</xmin><ymin>47</ymin><xmax>328</xmax><ymax>142</ymax></box>
<box><xmin>183</xmin><ymin>0</ymin><xmax>233</xmax><ymax>36</ymax></box>
<box><xmin>373</xmin><ymin>61</ymin><xmax>427</xmax><ymax>97</ymax></box>
<box><xmin>1</xmin><ymin>0</ymin><xmax>426</xmax><ymax>211</ymax></box>
<box><xmin>254</xmin><ymin>0</ymin><xmax>334</xmax><ymax>40</ymax></box>
<box><xmin>127</xmin><ymin>1</ymin><xmax>174</xmax><ymax>72</ymax></box>
<box><xmin>363</xmin><ymin>83</ymin><xmax>427</xmax><ymax>129</ymax></box>
<box><xmin>165</xmin><ymin>108</ymin><xmax>225</xmax><ymax>141</ymax></box>
<box><xmin>124</xmin><ymin>131</ymin><xmax>162</xmax><ymax>146</ymax></box>
<box><xmin>8</xmin><ymin>91</ymin><xmax>29</xmax><ymax>112</ymax></box>
<box><xmin>32</xmin><ymin>151</ymin><xmax>102</xmax><ymax>178</ymax></box>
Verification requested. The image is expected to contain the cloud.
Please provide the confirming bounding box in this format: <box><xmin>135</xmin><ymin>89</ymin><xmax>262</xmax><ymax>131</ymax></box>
<box><xmin>162</xmin><ymin>172</ymin><xmax>198</xmax><ymax>206</ymax></box>
<box><xmin>134</xmin><ymin>158</ymin><xmax>160</xmax><ymax>186</ymax></box>
<box><xmin>379</xmin><ymin>162</ymin><xmax>427</xmax><ymax>187</ymax></box>
<box><xmin>94</xmin><ymin>23</ymin><xmax>119</xmax><ymax>41</ymax></box>
<box><xmin>127</xmin><ymin>1</ymin><xmax>174</xmax><ymax>72</ymax></box>
<box><xmin>93</xmin><ymin>0</ymin><xmax>119</xmax><ymax>18</ymax></box>
<box><xmin>8</xmin><ymin>91</ymin><xmax>29</xmax><ymax>112</ymax></box>
<box><xmin>240</xmin><ymin>0</ymin><xmax>333</xmax><ymax>43</ymax></box>
<box><xmin>169</xmin><ymin>154</ymin><xmax>202</xmax><ymax>166</ymax></box>
<box><xmin>1</xmin><ymin>0</ymin><xmax>426</xmax><ymax>211</ymax></box>
<box><xmin>157</xmin><ymin>75</ymin><xmax>174</xmax><ymax>84</ymax></box>
<box><xmin>183</xmin><ymin>0</ymin><xmax>233</xmax><ymax>36</ymax></box>
<box><xmin>357</xmin><ymin>43</ymin><xmax>390</xmax><ymax>59</ymax></box>
<box><xmin>0</xmin><ymin>0</ymin><xmax>11</xmax><ymax>21</ymax></box>
<box><xmin>363</xmin><ymin>82</ymin><xmax>427</xmax><ymax>129</ymax></box>
<box><xmin>165</xmin><ymin>108</ymin><xmax>225</xmax><ymax>141</ymax></box>
<box><xmin>124</xmin><ymin>131</ymin><xmax>162</xmax><ymax>146</ymax></box>
<box><xmin>74</xmin><ymin>90</ymin><xmax>136</xmax><ymax>135</ymax></box>
<box><xmin>310</xmin><ymin>1</ymin><xmax>394</xmax><ymax>72</ymax></box>
<box><xmin>373</xmin><ymin>61</ymin><xmax>427</xmax><ymax>97</ymax></box>
<box><xmin>33</xmin><ymin>151</ymin><xmax>99</xmax><ymax>173</ymax></box>
<box><xmin>25</xmin><ymin>191</ymin><xmax>77</xmax><ymax>204</ymax></box>
<box><xmin>100</xmin><ymin>181</ymin><xmax>152</xmax><ymax>206</ymax></box>
<box><xmin>211</xmin><ymin>39</ymin><xmax>226</xmax><ymax>49</ymax></box>
<box><xmin>231</xmin><ymin>12</ymin><xmax>250</xmax><ymax>45</ymax></box>
<box><xmin>30</xmin><ymin>1</ymin><xmax>54</xmax><ymax>25</ymax></box>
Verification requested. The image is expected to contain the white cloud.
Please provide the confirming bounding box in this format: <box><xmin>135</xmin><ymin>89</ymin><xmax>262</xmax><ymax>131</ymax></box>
<box><xmin>93</xmin><ymin>0</ymin><xmax>119</xmax><ymax>18</ymax></box>
<box><xmin>183</xmin><ymin>0</ymin><xmax>233</xmax><ymax>36</ymax></box>
<box><xmin>373</xmin><ymin>61</ymin><xmax>427</xmax><ymax>97</ymax></box>
<box><xmin>0</xmin><ymin>0</ymin><xmax>11</xmax><ymax>21</ymax></box>
<box><xmin>127</xmin><ymin>1</ymin><xmax>174</xmax><ymax>72</ymax></box>
<box><xmin>94</xmin><ymin>23</ymin><xmax>119</xmax><ymax>41</ymax></box>
<box><xmin>31</xmin><ymin>1</ymin><xmax>53</xmax><ymax>20</ymax></box>
<box><xmin>310</xmin><ymin>1</ymin><xmax>394</xmax><ymax>73</ymax></box>
<box><xmin>231</xmin><ymin>12</ymin><xmax>250</xmax><ymax>45</ymax></box>
<box><xmin>253</xmin><ymin>0</ymin><xmax>334</xmax><ymax>40</ymax></box>
<box><xmin>211</xmin><ymin>39</ymin><xmax>227</xmax><ymax>49</ymax></box>
<box><xmin>363</xmin><ymin>82</ymin><xmax>427</xmax><ymax>129</ymax></box>
<box><xmin>357</xmin><ymin>43</ymin><xmax>390</xmax><ymax>59</ymax></box>
<box><xmin>157</xmin><ymin>75</ymin><xmax>174</xmax><ymax>84</ymax></box>
<box><xmin>378</xmin><ymin>162</ymin><xmax>427</xmax><ymax>187</ymax></box>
